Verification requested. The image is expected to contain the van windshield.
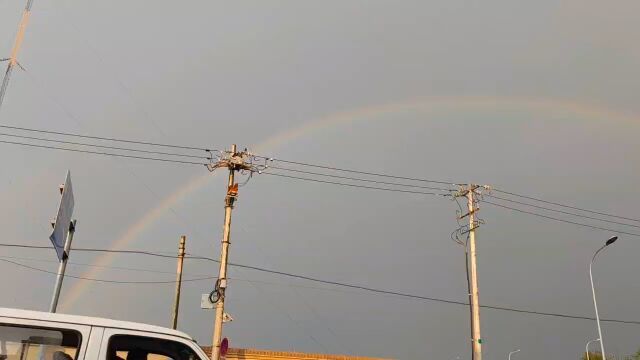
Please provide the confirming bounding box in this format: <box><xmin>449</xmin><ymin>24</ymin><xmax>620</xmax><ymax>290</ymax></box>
<box><xmin>0</xmin><ymin>325</ymin><xmax>81</xmax><ymax>360</ymax></box>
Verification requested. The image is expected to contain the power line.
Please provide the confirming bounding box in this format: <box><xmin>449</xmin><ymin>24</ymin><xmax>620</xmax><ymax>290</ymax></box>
<box><xmin>1</xmin><ymin>243</ymin><xmax>638</xmax><ymax>325</ymax></box>
<box><xmin>0</xmin><ymin>135</ymin><xmax>453</xmax><ymax>195</ymax></box>
<box><xmin>261</xmin><ymin>156</ymin><xmax>640</xmax><ymax>227</ymax></box>
<box><xmin>71</xmin><ymin>247</ymin><xmax>180</xmax><ymax>259</ymax></box>
<box><xmin>2</xmin><ymin>123</ymin><xmax>638</xmax><ymax>228</ymax></box>
<box><xmin>267</xmin><ymin>166</ymin><xmax>455</xmax><ymax>192</ymax></box>
<box><xmin>0</xmin><ymin>243</ymin><xmax>181</xmax><ymax>258</ymax></box>
<box><xmin>0</xmin><ymin>252</ymin><xmax>397</xmax><ymax>294</ymax></box>
<box><xmin>13</xmin><ymin>63</ymin><xmax>217</xmax><ymax>272</ymax></box>
<box><xmin>0</xmin><ymin>253</ymin><xmax>392</xmax><ymax>295</ymax></box>
<box><xmin>0</xmin><ymin>244</ymin><xmax>52</xmax><ymax>250</ymax></box>
<box><xmin>0</xmin><ymin>132</ymin><xmax>209</xmax><ymax>160</ymax></box>
<box><xmin>0</xmin><ymin>139</ymin><xmax>208</xmax><ymax>166</ymax></box>
<box><xmin>1</xmin><ymin>124</ymin><xmax>636</xmax><ymax>229</ymax></box>
<box><xmin>0</xmin><ymin>124</ymin><xmax>214</xmax><ymax>152</ymax></box>
<box><xmin>187</xmin><ymin>255</ymin><xmax>640</xmax><ymax>325</ymax></box>
<box><xmin>258</xmin><ymin>155</ymin><xmax>459</xmax><ymax>186</ymax></box>
<box><xmin>492</xmin><ymin>188</ymin><xmax>640</xmax><ymax>223</ymax></box>
<box><xmin>479</xmin><ymin>304</ymin><xmax>640</xmax><ymax>325</ymax></box>
<box><xmin>486</xmin><ymin>194</ymin><xmax>640</xmax><ymax>230</ymax></box>
<box><xmin>0</xmin><ymin>258</ymin><xmax>216</xmax><ymax>284</ymax></box>
<box><xmin>0</xmin><ymin>258</ymin><xmax>329</xmax><ymax>305</ymax></box>
<box><xmin>483</xmin><ymin>200</ymin><xmax>640</xmax><ymax>237</ymax></box>
<box><xmin>262</xmin><ymin>172</ymin><xmax>452</xmax><ymax>198</ymax></box>
<box><xmin>0</xmin><ymin>255</ymin><xmax>190</xmax><ymax>275</ymax></box>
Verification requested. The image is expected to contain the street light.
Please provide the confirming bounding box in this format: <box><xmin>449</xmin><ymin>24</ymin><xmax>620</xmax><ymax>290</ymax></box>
<box><xmin>590</xmin><ymin>236</ymin><xmax>618</xmax><ymax>360</ymax></box>
<box><xmin>508</xmin><ymin>349</ymin><xmax>521</xmax><ymax>360</ymax></box>
<box><xmin>585</xmin><ymin>338</ymin><xmax>599</xmax><ymax>360</ymax></box>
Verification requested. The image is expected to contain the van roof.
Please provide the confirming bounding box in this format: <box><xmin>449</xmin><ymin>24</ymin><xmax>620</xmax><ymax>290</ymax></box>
<box><xmin>0</xmin><ymin>307</ymin><xmax>193</xmax><ymax>340</ymax></box>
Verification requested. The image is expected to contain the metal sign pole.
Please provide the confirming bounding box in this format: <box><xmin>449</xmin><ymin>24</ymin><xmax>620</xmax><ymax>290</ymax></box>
<box><xmin>48</xmin><ymin>171</ymin><xmax>75</xmax><ymax>312</ymax></box>
<box><xmin>49</xmin><ymin>219</ymin><xmax>76</xmax><ymax>313</ymax></box>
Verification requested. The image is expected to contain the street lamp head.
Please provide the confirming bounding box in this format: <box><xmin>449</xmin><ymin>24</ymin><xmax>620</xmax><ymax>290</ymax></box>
<box><xmin>605</xmin><ymin>236</ymin><xmax>618</xmax><ymax>246</ymax></box>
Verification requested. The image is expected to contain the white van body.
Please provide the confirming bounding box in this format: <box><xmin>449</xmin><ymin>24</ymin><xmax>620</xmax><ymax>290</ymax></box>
<box><xmin>0</xmin><ymin>308</ymin><xmax>210</xmax><ymax>360</ymax></box>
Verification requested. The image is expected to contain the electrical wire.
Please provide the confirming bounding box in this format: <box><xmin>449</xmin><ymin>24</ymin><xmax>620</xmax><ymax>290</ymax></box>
<box><xmin>2</xmin><ymin>251</ymin><xmax>425</xmax><ymax>295</ymax></box>
<box><xmin>0</xmin><ymin>258</ymin><xmax>216</xmax><ymax>284</ymax></box>
<box><xmin>492</xmin><ymin>188</ymin><xmax>640</xmax><ymax>223</ymax></box>
<box><xmin>0</xmin><ymin>136</ymin><xmax>454</xmax><ymax>196</ymax></box>
<box><xmin>257</xmin><ymin>155</ymin><xmax>460</xmax><ymax>186</ymax></box>
<box><xmin>0</xmin><ymin>124</ymin><xmax>213</xmax><ymax>151</ymax></box>
<box><xmin>0</xmin><ymin>243</ymin><xmax>181</xmax><ymax>258</ymax></box>
<box><xmin>185</xmin><ymin>255</ymin><xmax>640</xmax><ymax>325</ymax></box>
<box><xmin>0</xmin><ymin>244</ymin><xmax>52</xmax><ymax>250</ymax></box>
<box><xmin>2</xmin><ymin>123</ymin><xmax>638</xmax><ymax>229</ymax></box>
<box><xmin>1</xmin><ymin>244</ymin><xmax>638</xmax><ymax>325</ymax></box>
<box><xmin>0</xmin><ymin>124</ymin><xmax>636</xmax><ymax>229</ymax></box>
<box><xmin>262</xmin><ymin>172</ymin><xmax>452</xmax><ymax>198</ymax></box>
<box><xmin>483</xmin><ymin>200</ymin><xmax>640</xmax><ymax>237</ymax></box>
<box><xmin>486</xmin><ymin>194</ymin><xmax>640</xmax><ymax>229</ymax></box>
<box><xmin>0</xmin><ymin>139</ymin><xmax>208</xmax><ymax>166</ymax></box>
<box><xmin>267</xmin><ymin>166</ymin><xmax>455</xmax><ymax>192</ymax></box>
<box><xmin>0</xmin><ymin>132</ymin><xmax>209</xmax><ymax>160</ymax></box>
<box><xmin>71</xmin><ymin>247</ymin><xmax>180</xmax><ymax>259</ymax></box>
<box><xmin>260</xmin><ymin>156</ymin><xmax>640</xmax><ymax>227</ymax></box>
<box><xmin>0</xmin><ymin>255</ymin><xmax>194</xmax><ymax>275</ymax></box>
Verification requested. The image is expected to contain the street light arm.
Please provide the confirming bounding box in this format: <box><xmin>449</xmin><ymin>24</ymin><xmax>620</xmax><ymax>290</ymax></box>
<box><xmin>591</xmin><ymin>244</ymin><xmax>607</xmax><ymax>267</ymax></box>
<box><xmin>508</xmin><ymin>349</ymin><xmax>521</xmax><ymax>360</ymax></box>
<box><xmin>586</xmin><ymin>339</ymin><xmax>599</xmax><ymax>360</ymax></box>
<box><xmin>589</xmin><ymin>244</ymin><xmax>608</xmax><ymax>295</ymax></box>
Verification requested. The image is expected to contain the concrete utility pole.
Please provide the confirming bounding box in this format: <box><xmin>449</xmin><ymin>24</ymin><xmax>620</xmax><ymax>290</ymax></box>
<box><xmin>49</xmin><ymin>219</ymin><xmax>76</xmax><ymax>313</ymax></box>
<box><xmin>211</xmin><ymin>144</ymin><xmax>251</xmax><ymax>360</ymax></box>
<box><xmin>467</xmin><ymin>185</ymin><xmax>482</xmax><ymax>360</ymax></box>
<box><xmin>0</xmin><ymin>0</ymin><xmax>34</xmax><ymax>111</ymax></box>
<box><xmin>456</xmin><ymin>184</ymin><xmax>484</xmax><ymax>360</ymax></box>
<box><xmin>171</xmin><ymin>235</ymin><xmax>186</xmax><ymax>329</ymax></box>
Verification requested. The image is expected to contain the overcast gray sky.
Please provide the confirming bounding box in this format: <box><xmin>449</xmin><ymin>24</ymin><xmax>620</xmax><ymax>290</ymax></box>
<box><xmin>1</xmin><ymin>1</ymin><xmax>640</xmax><ymax>359</ymax></box>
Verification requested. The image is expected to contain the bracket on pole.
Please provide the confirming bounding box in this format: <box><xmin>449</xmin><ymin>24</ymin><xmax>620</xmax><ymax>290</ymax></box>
<box><xmin>458</xmin><ymin>207</ymin><xmax>479</xmax><ymax>220</ymax></box>
<box><xmin>207</xmin><ymin>148</ymin><xmax>255</xmax><ymax>172</ymax></box>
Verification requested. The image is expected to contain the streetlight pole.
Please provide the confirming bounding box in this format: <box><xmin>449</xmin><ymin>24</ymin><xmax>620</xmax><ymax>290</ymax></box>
<box><xmin>508</xmin><ymin>349</ymin><xmax>520</xmax><ymax>360</ymax></box>
<box><xmin>585</xmin><ymin>338</ymin><xmax>599</xmax><ymax>360</ymax></box>
<box><xmin>590</xmin><ymin>236</ymin><xmax>618</xmax><ymax>360</ymax></box>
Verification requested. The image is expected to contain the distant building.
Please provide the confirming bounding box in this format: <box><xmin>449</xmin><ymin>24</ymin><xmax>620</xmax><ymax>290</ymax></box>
<box><xmin>200</xmin><ymin>346</ymin><xmax>392</xmax><ymax>360</ymax></box>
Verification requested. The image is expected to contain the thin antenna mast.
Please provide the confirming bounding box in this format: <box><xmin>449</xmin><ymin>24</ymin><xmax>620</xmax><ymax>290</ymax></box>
<box><xmin>0</xmin><ymin>0</ymin><xmax>35</xmax><ymax>111</ymax></box>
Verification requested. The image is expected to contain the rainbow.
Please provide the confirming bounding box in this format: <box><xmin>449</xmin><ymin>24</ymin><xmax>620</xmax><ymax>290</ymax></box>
<box><xmin>59</xmin><ymin>95</ymin><xmax>637</xmax><ymax>311</ymax></box>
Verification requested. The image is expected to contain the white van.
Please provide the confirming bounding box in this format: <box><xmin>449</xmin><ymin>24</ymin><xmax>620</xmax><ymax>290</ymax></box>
<box><xmin>0</xmin><ymin>308</ymin><xmax>210</xmax><ymax>360</ymax></box>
